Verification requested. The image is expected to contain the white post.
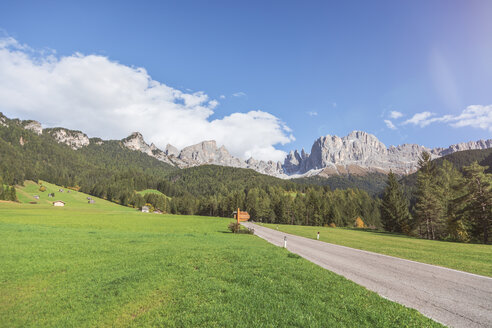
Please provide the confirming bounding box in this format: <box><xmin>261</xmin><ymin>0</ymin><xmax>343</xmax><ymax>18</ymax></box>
<box><xmin>317</xmin><ymin>232</ymin><xmax>320</xmax><ymax>240</ymax></box>
<box><xmin>284</xmin><ymin>236</ymin><xmax>287</xmax><ymax>248</ymax></box>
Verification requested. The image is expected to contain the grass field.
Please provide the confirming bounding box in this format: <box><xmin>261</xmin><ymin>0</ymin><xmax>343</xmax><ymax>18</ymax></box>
<box><xmin>0</xmin><ymin>188</ymin><xmax>441</xmax><ymax>327</ymax></box>
<box><xmin>262</xmin><ymin>223</ymin><xmax>492</xmax><ymax>277</ymax></box>
<box><xmin>15</xmin><ymin>180</ymin><xmax>128</xmax><ymax>210</ymax></box>
<box><xmin>136</xmin><ymin>189</ymin><xmax>171</xmax><ymax>199</ymax></box>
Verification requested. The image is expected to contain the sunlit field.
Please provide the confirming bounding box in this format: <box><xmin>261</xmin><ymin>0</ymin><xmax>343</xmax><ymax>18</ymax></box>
<box><xmin>0</xmin><ymin>185</ymin><xmax>440</xmax><ymax>327</ymax></box>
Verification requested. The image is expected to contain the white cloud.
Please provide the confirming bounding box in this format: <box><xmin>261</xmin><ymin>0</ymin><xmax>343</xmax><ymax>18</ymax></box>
<box><xmin>0</xmin><ymin>37</ymin><xmax>294</xmax><ymax>161</ymax></box>
<box><xmin>389</xmin><ymin>111</ymin><xmax>403</xmax><ymax>119</ymax></box>
<box><xmin>232</xmin><ymin>91</ymin><xmax>246</xmax><ymax>97</ymax></box>
<box><xmin>219</xmin><ymin>94</ymin><xmax>226</xmax><ymax>99</ymax></box>
<box><xmin>402</xmin><ymin>105</ymin><xmax>492</xmax><ymax>132</ymax></box>
<box><xmin>446</xmin><ymin>105</ymin><xmax>492</xmax><ymax>131</ymax></box>
<box><xmin>402</xmin><ymin>112</ymin><xmax>435</xmax><ymax>127</ymax></box>
<box><xmin>307</xmin><ymin>111</ymin><xmax>318</xmax><ymax>116</ymax></box>
<box><xmin>384</xmin><ymin>119</ymin><xmax>397</xmax><ymax>130</ymax></box>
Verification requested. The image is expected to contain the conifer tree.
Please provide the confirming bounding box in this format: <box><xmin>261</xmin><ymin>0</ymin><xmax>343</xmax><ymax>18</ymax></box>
<box><xmin>438</xmin><ymin>160</ymin><xmax>467</xmax><ymax>241</ymax></box>
<box><xmin>414</xmin><ymin>152</ymin><xmax>443</xmax><ymax>239</ymax></box>
<box><xmin>380</xmin><ymin>171</ymin><xmax>411</xmax><ymax>233</ymax></box>
<box><xmin>0</xmin><ymin>176</ymin><xmax>4</xmax><ymax>200</ymax></box>
<box><xmin>9</xmin><ymin>186</ymin><xmax>17</xmax><ymax>202</ymax></box>
<box><xmin>453</xmin><ymin>162</ymin><xmax>492</xmax><ymax>244</ymax></box>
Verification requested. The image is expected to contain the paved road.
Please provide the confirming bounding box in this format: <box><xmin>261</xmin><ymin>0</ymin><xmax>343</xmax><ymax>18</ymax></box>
<box><xmin>242</xmin><ymin>222</ymin><xmax>492</xmax><ymax>328</ymax></box>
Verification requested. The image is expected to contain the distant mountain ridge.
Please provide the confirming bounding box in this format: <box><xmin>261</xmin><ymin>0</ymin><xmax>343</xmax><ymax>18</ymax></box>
<box><xmin>9</xmin><ymin>113</ymin><xmax>492</xmax><ymax>178</ymax></box>
<box><xmin>284</xmin><ymin>131</ymin><xmax>492</xmax><ymax>176</ymax></box>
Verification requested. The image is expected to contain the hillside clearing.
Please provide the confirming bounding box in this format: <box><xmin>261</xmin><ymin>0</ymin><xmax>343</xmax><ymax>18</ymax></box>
<box><xmin>137</xmin><ymin>189</ymin><xmax>170</xmax><ymax>199</ymax></box>
<box><xmin>15</xmin><ymin>180</ymin><xmax>132</xmax><ymax>210</ymax></box>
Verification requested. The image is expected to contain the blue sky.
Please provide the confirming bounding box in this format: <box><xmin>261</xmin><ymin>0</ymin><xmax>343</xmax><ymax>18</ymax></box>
<box><xmin>0</xmin><ymin>0</ymin><xmax>491</xmax><ymax>160</ymax></box>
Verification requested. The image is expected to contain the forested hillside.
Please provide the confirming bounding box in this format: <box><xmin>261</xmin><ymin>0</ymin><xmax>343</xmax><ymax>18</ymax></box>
<box><xmin>163</xmin><ymin>165</ymin><xmax>298</xmax><ymax>196</ymax></box>
<box><xmin>400</xmin><ymin>148</ymin><xmax>492</xmax><ymax>191</ymax></box>
<box><xmin>0</xmin><ymin>114</ymin><xmax>382</xmax><ymax>228</ymax></box>
<box><xmin>0</xmin><ymin>113</ymin><xmax>175</xmax><ymax>190</ymax></box>
<box><xmin>293</xmin><ymin>173</ymin><xmax>388</xmax><ymax>197</ymax></box>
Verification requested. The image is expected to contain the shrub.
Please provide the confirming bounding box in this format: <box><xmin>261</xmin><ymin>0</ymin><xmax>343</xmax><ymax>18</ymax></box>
<box><xmin>228</xmin><ymin>222</ymin><xmax>240</xmax><ymax>233</ymax></box>
<box><xmin>354</xmin><ymin>217</ymin><xmax>365</xmax><ymax>228</ymax></box>
<box><xmin>329</xmin><ymin>222</ymin><xmax>336</xmax><ymax>228</ymax></box>
<box><xmin>39</xmin><ymin>186</ymin><xmax>46</xmax><ymax>192</ymax></box>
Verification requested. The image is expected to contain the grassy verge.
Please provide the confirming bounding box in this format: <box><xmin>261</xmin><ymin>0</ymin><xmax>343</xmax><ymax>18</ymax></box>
<box><xmin>261</xmin><ymin>223</ymin><xmax>492</xmax><ymax>277</ymax></box>
<box><xmin>0</xmin><ymin>202</ymin><xmax>441</xmax><ymax>327</ymax></box>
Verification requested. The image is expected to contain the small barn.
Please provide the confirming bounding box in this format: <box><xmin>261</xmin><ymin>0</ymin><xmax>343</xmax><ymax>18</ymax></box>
<box><xmin>53</xmin><ymin>200</ymin><xmax>65</xmax><ymax>207</ymax></box>
<box><xmin>141</xmin><ymin>206</ymin><xmax>150</xmax><ymax>213</ymax></box>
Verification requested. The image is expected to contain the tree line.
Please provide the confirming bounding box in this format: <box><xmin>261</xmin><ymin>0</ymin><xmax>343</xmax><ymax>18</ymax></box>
<box><xmin>0</xmin><ymin>176</ymin><xmax>17</xmax><ymax>202</ymax></box>
<box><xmin>167</xmin><ymin>186</ymin><xmax>381</xmax><ymax>228</ymax></box>
<box><xmin>381</xmin><ymin>152</ymin><xmax>491</xmax><ymax>244</ymax></box>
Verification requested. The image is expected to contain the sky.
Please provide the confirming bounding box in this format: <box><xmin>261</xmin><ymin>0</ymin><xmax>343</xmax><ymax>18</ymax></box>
<box><xmin>0</xmin><ymin>0</ymin><xmax>491</xmax><ymax>161</ymax></box>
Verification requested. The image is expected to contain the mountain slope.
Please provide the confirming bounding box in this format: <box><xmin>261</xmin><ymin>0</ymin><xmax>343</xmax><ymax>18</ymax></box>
<box><xmin>400</xmin><ymin>148</ymin><xmax>492</xmax><ymax>191</ymax></box>
<box><xmin>4</xmin><ymin>112</ymin><xmax>491</xmax><ymax>181</ymax></box>
<box><xmin>163</xmin><ymin>165</ymin><xmax>298</xmax><ymax>197</ymax></box>
<box><xmin>122</xmin><ymin>132</ymin><xmax>285</xmax><ymax>177</ymax></box>
<box><xmin>16</xmin><ymin>180</ymin><xmax>128</xmax><ymax>210</ymax></box>
<box><xmin>0</xmin><ymin>113</ymin><xmax>175</xmax><ymax>190</ymax></box>
<box><xmin>293</xmin><ymin>173</ymin><xmax>388</xmax><ymax>197</ymax></box>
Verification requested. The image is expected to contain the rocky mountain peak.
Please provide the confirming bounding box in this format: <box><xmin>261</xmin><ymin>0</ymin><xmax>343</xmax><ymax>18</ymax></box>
<box><xmin>123</xmin><ymin>132</ymin><xmax>150</xmax><ymax>153</ymax></box>
<box><xmin>299</xmin><ymin>131</ymin><xmax>388</xmax><ymax>172</ymax></box>
<box><xmin>285</xmin><ymin>131</ymin><xmax>492</xmax><ymax>176</ymax></box>
<box><xmin>0</xmin><ymin>115</ymin><xmax>8</xmax><ymax>127</ymax></box>
<box><xmin>164</xmin><ymin>144</ymin><xmax>179</xmax><ymax>157</ymax></box>
<box><xmin>22</xmin><ymin>120</ymin><xmax>43</xmax><ymax>135</ymax></box>
<box><xmin>45</xmin><ymin>128</ymin><xmax>90</xmax><ymax>150</ymax></box>
<box><xmin>284</xmin><ymin>149</ymin><xmax>303</xmax><ymax>173</ymax></box>
<box><xmin>128</xmin><ymin>131</ymin><xmax>144</xmax><ymax>140</ymax></box>
<box><xmin>120</xmin><ymin>132</ymin><xmax>177</xmax><ymax>166</ymax></box>
<box><xmin>433</xmin><ymin>139</ymin><xmax>492</xmax><ymax>156</ymax></box>
<box><xmin>178</xmin><ymin>140</ymin><xmax>241</xmax><ymax>166</ymax></box>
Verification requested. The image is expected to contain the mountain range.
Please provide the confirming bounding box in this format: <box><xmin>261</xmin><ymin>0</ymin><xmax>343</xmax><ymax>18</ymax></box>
<box><xmin>6</xmin><ymin>114</ymin><xmax>492</xmax><ymax>178</ymax></box>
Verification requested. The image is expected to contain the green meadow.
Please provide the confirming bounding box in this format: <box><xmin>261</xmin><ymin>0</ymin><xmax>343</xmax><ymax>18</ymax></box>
<box><xmin>137</xmin><ymin>189</ymin><xmax>171</xmax><ymax>199</ymax></box>
<box><xmin>15</xmin><ymin>180</ymin><xmax>126</xmax><ymax>210</ymax></box>
<box><xmin>262</xmin><ymin>223</ymin><xmax>492</xmax><ymax>277</ymax></box>
<box><xmin>0</xmin><ymin>184</ymin><xmax>441</xmax><ymax>327</ymax></box>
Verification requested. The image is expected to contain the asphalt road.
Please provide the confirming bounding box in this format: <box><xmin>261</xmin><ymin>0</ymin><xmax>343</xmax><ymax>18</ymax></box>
<box><xmin>242</xmin><ymin>222</ymin><xmax>492</xmax><ymax>328</ymax></box>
